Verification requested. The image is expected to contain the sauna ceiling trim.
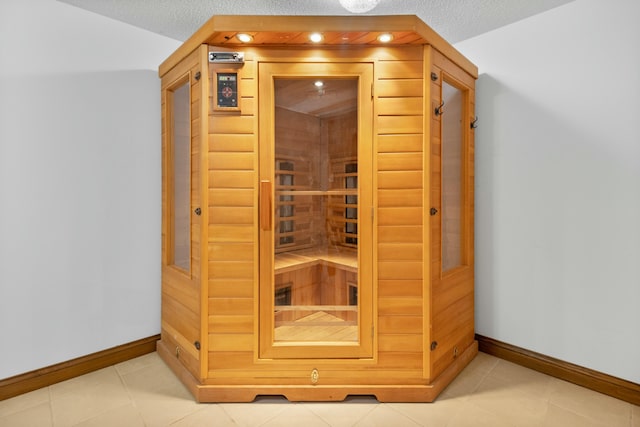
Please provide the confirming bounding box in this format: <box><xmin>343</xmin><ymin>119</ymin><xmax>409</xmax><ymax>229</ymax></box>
<box><xmin>159</xmin><ymin>15</ymin><xmax>479</xmax><ymax>78</ymax></box>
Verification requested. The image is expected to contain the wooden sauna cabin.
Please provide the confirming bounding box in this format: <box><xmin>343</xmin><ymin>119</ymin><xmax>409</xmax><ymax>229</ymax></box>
<box><xmin>158</xmin><ymin>14</ymin><xmax>477</xmax><ymax>402</ymax></box>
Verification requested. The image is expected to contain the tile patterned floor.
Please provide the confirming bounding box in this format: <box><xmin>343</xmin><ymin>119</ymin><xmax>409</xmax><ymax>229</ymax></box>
<box><xmin>0</xmin><ymin>352</ymin><xmax>637</xmax><ymax>426</ymax></box>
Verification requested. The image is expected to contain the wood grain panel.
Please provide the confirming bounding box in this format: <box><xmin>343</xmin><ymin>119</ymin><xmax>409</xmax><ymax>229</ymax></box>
<box><xmin>377</xmin><ymin>134</ymin><xmax>423</xmax><ymax>153</ymax></box>
<box><xmin>208</xmin><ymin>152</ymin><xmax>254</xmax><ymax>170</ymax></box>
<box><xmin>378</xmin><ymin>297</ymin><xmax>423</xmax><ymax>316</ymax></box>
<box><xmin>208</xmin><ymin>224</ymin><xmax>254</xmax><ymax>242</ymax></box>
<box><xmin>377</xmin><ymin>61</ymin><xmax>423</xmax><ymax>79</ymax></box>
<box><xmin>377</xmin><ymin>97</ymin><xmax>423</xmax><ymax>116</ymax></box>
<box><xmin>209</xmin><ymin>134</ymin><xmax>256</xmax><ymax>152</ymax></box>
<box><xmin>378</xmin><ymin>261</ymin><xmax>422</xmax><ymax>280</ymax></box>
<box><xmin>378</xmin><ymin>189</ymin><xmax>422</xmax><ymax>207</ymax></box>
<box><xmin>209</xmin><ymin>115</ymin><xmax>256</xmax><ymax>134</ymax></box>
<box><xmin>378</xmin><ymin>243</ymin><xmax>422</xmax><ymax>261</ymax></box>
<box><xmin>208</xmin><ymin>334</ymin><xmax>253</xmax><ymax>352</ymax></box>
<box><xmin>209</xmin><ymin>315</ymin><xmax>253</xmax><ymax>334</ymax></box>
<box><xmin>376</xmin><ymin>79</ymin><xmax>423</xmax><ymax>97</ymax></box>
<box><xmin>208</xmin><ymin>351</ymin><xmax>254</xmax><ymax>370</ymax></box>
<box><xmin>208</xmin><ymin>189</ymin><xmax>254</xmax><ymax>207</ymax></box>
<box><xmin>208</xmin><ymin>279</ymin><xmax>254</xmax><ymax>298</ymax></box>
<box><xmin>378</xmin><ymin>171</ymin><xmax>423</xmax><ymax>189</ymax></box>
<box><xmin>379</xmin><ymin>334</ymin><xmax>422</xmax><ymax>352</ymax></box>
<box><xmin>209</xmin><ymin>261</ymin><xmax>254</xmax><ymax>279</ymax></box>
<box><xmin>378</xmin><ymin>315</ymin><xmax>422</xmax><ymax>334</ymax></box>
<box><xmin>378</xmin><ymin>152</ymin><xmax>422</xmax><ymax>171</ymax></box>
<box><xmin>378</xmin><ymin>279</ymin><xmax>422</xmax><ymax>297</ymax></box>
<box><xmin>208</xmin><ymin>170</ymin><xmax>255</xmax><ymax>188</ymax></box>
<box><xmin>208</xmin><ymin>243</ymin><xmax>254</xmax><ymax>261</ymax></box>
<box><xmin>378</xmin><ymin>226</ymin><xmax>423</xmax><ymax>243</ymax></box>
<box><xmin>376</xmin><ymin>352</ymin><xmax>423</xmax><ymax>371</ymax></box>
<box><xmin>208</xmin><ymin>206</ymin><xmax>253</xmax><ymax>224</ymax></box>
<box><xmin>209</xmin><ymin>298</ymin><xmax>254</xmax><ymax>315</ymax></box>
<box><xmin>378</xmin><ymin>207</ymin><xmax>423</xmax><ymax>226</ymax></box>
<box><xmin>378</xmin><ymin>115</ymin><xmax>423</xmax><ymax>134</ymax></box>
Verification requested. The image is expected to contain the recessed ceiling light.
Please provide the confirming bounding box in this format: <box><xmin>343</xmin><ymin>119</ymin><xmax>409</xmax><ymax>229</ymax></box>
<box><xmin>314</xmin><ymin>81</ymin><xmax>324</xmax><ymax>87</ymax></box>
<box><xmin>377</xmin><ymin>33</ymin><xmax>393</xmax><ymax>43</ymax></box>
<box><xmin>236</xmin><ymin>33</ymin><xmax>253</xmax><ymax>43</ymax></box>
<box><xmin>309</xmin><ymin>33</ymin><xmax>324</xmax><ymax>43</ymax></box>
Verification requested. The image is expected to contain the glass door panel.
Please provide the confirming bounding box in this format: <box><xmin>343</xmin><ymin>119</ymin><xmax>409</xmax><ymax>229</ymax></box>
<box><xmin>259</xmin><ymin>62</ymin><xmax>373</xmax><ymax>359</ymax></box>
<box><xmin>273</xmin><ymin>77</ymin><xmax>359</xmax><ymax>343</ymax></box>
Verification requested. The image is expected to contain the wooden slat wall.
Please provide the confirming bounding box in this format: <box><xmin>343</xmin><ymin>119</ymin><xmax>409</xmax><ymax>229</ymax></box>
<box><xmin>376</xmin><ymin>46</ymin><xmax>424</xmax><ymax>375</ymax></box>
<box><xmin>204</xmin><ymin>46</ymin><xmax>434</xmax><ymax>384</ymax></box>
<box><xmin>207</xmin><ymin>55</ymin><xmax>258</xmax><ymax>372</ymax></box>
<box><xmin>160</xmin><ymin>47</ymin><xmax>204</xmax><ymax>380</ymax></box>
<box><xmin>429</xmin><ymin>48</ymin><xmax>476</xmax><ymax>380</ymax></box>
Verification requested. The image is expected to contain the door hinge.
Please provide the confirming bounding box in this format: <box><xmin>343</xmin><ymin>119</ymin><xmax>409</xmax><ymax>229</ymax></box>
<box><xmin>371</xmin><ymin>82</ymin><xmax>374</xmax><ymax>100</ymax></box>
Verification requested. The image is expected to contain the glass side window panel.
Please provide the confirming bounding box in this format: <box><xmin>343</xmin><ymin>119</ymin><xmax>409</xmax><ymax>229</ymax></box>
<box><xmin>441</xmin><ymin>81</ymin><xmax>464</xmax><ymax>272</ymax></box>
<box><xmin>273</xmin><ymin>77</ymin><xmax>359</xmax><ymax>343</ymax></box>
<box><xmin>170</xmin><ymin>80</ymin><xmax>191</xmax><ymax>272</ymax></box>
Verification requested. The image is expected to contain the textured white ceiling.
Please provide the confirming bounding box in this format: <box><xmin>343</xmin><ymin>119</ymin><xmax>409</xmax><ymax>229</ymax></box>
<box><xmin>57</xmin><ymin>0</ymin><xmax>574</xmax><ymax>44</ymax></box>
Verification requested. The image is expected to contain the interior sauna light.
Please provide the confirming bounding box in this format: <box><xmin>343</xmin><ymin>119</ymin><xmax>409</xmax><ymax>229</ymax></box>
<box><xmin>309</xmin><ymin>33</ymin><xmax>324</xmax><ymax>43</ymax></box>
<box><xmin>236</xmin><ymin>33</ymin><xmax>253</xmax><ymax>43</ymax></box>
<box><xmin>377</xmin><ymin>33</ymin><xmax>393</xmax><ymax>43</ymax></box>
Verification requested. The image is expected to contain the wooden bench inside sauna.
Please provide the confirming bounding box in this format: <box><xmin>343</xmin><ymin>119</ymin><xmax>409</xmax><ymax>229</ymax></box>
<box><xmin>158</xmin><ymin>14</ymin><xmax>477</xmax><ymax>403</ymax></box>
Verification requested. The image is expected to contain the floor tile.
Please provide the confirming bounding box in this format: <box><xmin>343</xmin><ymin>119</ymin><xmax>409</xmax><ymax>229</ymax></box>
<box><xmin>0</xmin><ymin>401</ymin><xmax>52</xmax><ymax>427</ymax></box>
<box><xmin>353</xmin><ymin>404</ymin><xmax>423</xmax><ymax>427</ymax></box>
<box><xmin>388</xmin><ymin>399</ymin><xmax>460</xmax><ymax>427</ymax></box>
<box><xmin>1</xmin><ymin>352</ymin><xmax>636</xmax><ymax>427</ymax></box>
<box><xmin>548</xmin><ymin>378</ymin><xmax>632</xmax><ymax>427</ymax></box>
<box><xmin>304</xmin><ymin>396</ymin><xmax>378</xmax><ymax>427</ymax></box>
<box><xmin>260</xmin><ymin>404</ymin><xmax>330</xmax><ymax>427</ymax></box>
<box><xmin>0</xmin><ymin>387</ymin><xmax>50</xmax><ymax>418</ymax></box>
<box><xmin>219</xmin><ymin>396</ymin><xmax>290</xmax><ymax>427</ymax></box>
<box><xmin>542</xmin><ymin>403</ymin><xmax>609</xmax><ymax>427</ymax></box>
<box><xmin>115</xmin><ymin>351</ymin><xmax>161</xmax><ymax>376</ymax></box>
<box><xmin>466</xmin><ymin>375</ymin><xmax>549</xmax><ymax>426</ymax></box>
<box><xmin>72</xmin><ymin>403</ymin><xmax>145</xmax><ymax>427</ymax></box>
<box><xmin>446</xmin><ymin>402</ymin><xmax>513</xmax><ymax>427</ymax></box>
<box><xmin>169</xmin><ymin>404</ymin><xmax>237</xmax><ymax>426</ymax></box>
<box><xmin>487</xmin><ymin>359</ymin><xmax>555</xmax><ymax>399</ymax></box>
<box><xmin>50</xmin><ymin>366</ymin><xmax>131</xmax><ymax>426</ymax></box>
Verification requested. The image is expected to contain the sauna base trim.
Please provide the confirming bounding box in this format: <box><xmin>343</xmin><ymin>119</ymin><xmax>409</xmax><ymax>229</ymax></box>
<box><xmin>157</xmin><ymin>339</ymin><xmax>478</xmax><ymax>403</ymax></box>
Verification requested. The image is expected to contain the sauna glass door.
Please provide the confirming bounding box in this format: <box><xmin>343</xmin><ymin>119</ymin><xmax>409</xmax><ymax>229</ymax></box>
<box><xmin>259</xmin><ymin>62</ymin><xmax>373</xmax><ymax>359</ymax></box>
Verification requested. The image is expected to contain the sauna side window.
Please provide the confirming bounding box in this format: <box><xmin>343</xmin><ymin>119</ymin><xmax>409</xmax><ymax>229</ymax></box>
<box><xmin>167</xmin><ymin>77</ymin><xmax>191</xmax><ymax>272</ymax></box>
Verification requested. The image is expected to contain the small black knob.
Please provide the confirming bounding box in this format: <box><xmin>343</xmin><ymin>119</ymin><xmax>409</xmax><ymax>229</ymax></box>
<box><xmin>194</xmin><ymin>207</ymin><xmax>201</xmax><ymax>216</ymax></box>
<box><xmin>194</xmin><ymin>341</ymin><xmax>201</xmax><ymax>350</ymax></box>
<box><xmin>430</xmin><ymin>341</ymin><xmax>438</xmax><ymax>351</ymax></box>
<box><xmin>430</xmin><ymin>207</ymin><xmax>438</xmax><ymax>216</ymax></box>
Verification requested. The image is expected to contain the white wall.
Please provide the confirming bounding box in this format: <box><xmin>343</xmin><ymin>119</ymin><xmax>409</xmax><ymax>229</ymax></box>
<box><xmin>0</xmin><ymin>0</ymin><xmax>180</xmax><ymax>378</ymax></box>
<box><xmin>456</xmin><ymin>0</ymin><xmax>640</xmax><ymax>383</ymax></box>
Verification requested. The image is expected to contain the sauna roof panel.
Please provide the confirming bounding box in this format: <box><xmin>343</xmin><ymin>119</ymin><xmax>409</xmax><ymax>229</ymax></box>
<box><xmin>160</xmin><ymin>15</ymin><xmax>478</xmax><ymax>79</ymax></box>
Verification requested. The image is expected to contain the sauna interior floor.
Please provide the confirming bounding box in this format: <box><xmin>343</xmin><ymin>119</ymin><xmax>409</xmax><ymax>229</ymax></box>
<box><xmin>1</xmin><ymin>352</ymin><xmax>637</xmax><ymax>427</ymax></box>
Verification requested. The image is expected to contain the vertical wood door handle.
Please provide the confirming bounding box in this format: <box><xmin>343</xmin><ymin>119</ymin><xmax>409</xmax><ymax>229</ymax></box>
<box><xmin>260</xmin><ymin>180</ymin><xmax>272</xmax><ymax>231</ymax></box>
